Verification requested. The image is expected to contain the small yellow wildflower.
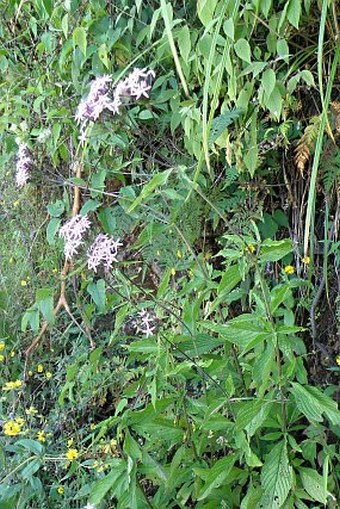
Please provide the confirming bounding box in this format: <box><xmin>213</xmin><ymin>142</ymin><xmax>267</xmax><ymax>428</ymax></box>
<box><xmin>27</xmin><ymin>370</ymin><xmax>33</xmax><ymax>377</ymax></box>
<box><xmin>15</xmin><ymin>417</ymin><xmax>25</xmax><ymax>426</ymax></box>
<box><xmin>90</xmin><ymin>423</ymin><xmax>96</xmax><ymax>430</ymax></box>
<box><xmin>8</xmin><ymin>257</ymin><xmax>13</xmax><ymax>264</ymax></box>
<box><xmin>20</xmin><ymin>280</ymin><xmax>27</xmax><ymax>287</ymax></box>
<box><xmin>0</xmin><ymin>355</ymin><xmax>4</xmax><ymax>362</ymax></box>
<box><xmin>26</xmin><ymin>406</ymin><xmax>38</xmax><ymax>416</ymax></box>
<box><xmin>2</xmin><ymin>380</ymin><xmax>22</xmax><ymax>391</ymax></box>
<box><xmin>45</xmin><ymin>371</ymin><xmax>52</xmax><ymax>379</ymax></box>
<box><xmin>4</xmin><ymin>420</ymin><xmax>22</xmax><ymax>436</ymax></box>
<box><xmin>245</xmin><ymin>244</ymin><xmax>256</xmax><ymax>254</ymax></box>
<box><xmin>37</xmin><ymin>364</ymin><xmax>44</xmax><ymax>373</ymax></box>
<box><xmin>336</xmin><ymin>354</ymin><xmax>340</xmax><ymax>366</ymax></box>
<box><xmin>171</xmin><ymin>267</ymin><xmax>176</xmax><ymax>276</ymax></box>
<box><xmin>302</xmin><ymin>255</ymin><xmax>310</xmax><ymax>264</ymax></box>
<box><xmin>65</xmin><ymin>448</ymin><xmax>78</xmax><ymax>461</ymax></box>
<box><xmin>52</xmin><ymin>268</ymin><xmax>58</xmax><ymax>273</ymax></box>
<box><xmin>177</xmin><ymin>250</ymin><xmax>182</xmax><ymax>259</ymax></box>
<box><xmin>37</xmin><ymin>431</ymin><xmax>46</xmax><ymax>442</ymax></box>
<box><xmin>284</xmin><ymin>265</ymin><xmax>294</xmax><ymax>275</ymax></box>
<box><xmin>13</xmin><ymin>200</ymin><xmax>20</xmax><ymax>208</ymax></box>
<box><xmin>67</xmin><ymin>438</ymin><xmax>74</xmax><ymax>447</ymax></box>
<box><xmin>10</xmin><ymin>351</ymin><xmax>15</xmax><ymax>358</ymax></box>
<box><xmin>56</xmin><ymin>486</ymin><xmax>64</xmax><ymax>495</ymax></box>
<box><xmin>0</xmin><ymin>342</ymin><xmax>5</xmax><ymax>351</ymax></box>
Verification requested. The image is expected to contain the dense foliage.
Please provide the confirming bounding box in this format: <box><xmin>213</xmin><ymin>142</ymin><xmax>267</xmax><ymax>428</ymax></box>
<box><xmin>0</xmin><ymin>0</ymin><xmax>339</xmax><ymax>507</ymax></box>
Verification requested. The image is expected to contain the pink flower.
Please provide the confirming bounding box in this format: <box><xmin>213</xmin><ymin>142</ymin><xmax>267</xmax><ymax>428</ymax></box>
<box><xmin>59</xmin><ymin>215</ymin><xmax>91</xmax><ymax>259</ymax></box>
<box><xmin>15</xmin><ymin>143</ymin><xmax>32</xmax><ymax>187</ymax></box>
<box><xmin>87</xmin><ymin>234</ymin><xmax>122</xmax><ymax>272</ymax></box>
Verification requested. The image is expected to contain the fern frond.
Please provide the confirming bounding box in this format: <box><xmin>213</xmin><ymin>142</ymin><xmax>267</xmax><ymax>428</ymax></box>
<box><xmin>294</xmin><ymin>115</ymin><xmax>321</xmax><ymax>176</ymax></box>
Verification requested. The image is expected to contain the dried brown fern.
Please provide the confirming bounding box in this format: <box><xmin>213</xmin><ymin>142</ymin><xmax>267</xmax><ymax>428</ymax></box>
<box><xmin>294</xmin><ymin>115</ymin><xmax>321</xmax><ymax>176</ymax></box>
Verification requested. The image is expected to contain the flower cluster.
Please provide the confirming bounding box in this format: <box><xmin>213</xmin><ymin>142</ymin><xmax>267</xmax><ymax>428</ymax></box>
<box><xmin>75</xmin><ymin>68</ymin><xmax>155</xmax><ymax>144</ymax></box>
<box><xmin>15</xmin><ymin>143</ymin><xmax>32</xmax><ymax>187</ymax></box>
<box><xmin>87</xmin><ymin>234</ymin><xmax>122</xmax><ymax>273</ymax></box>
<box><xmin>136</xmin><ymin>309</ymin><xmax>156</xmax><ymax>338</ymax></box>
<box><xmin>59</xmin><ymin>215</ymin><xmax>91</xmax><ymax>260</ymax></box>
<box><xmin>2</xmin><ymin>380</ymin><xmax>22</xmax><ymax>391</ymax></box>
<box><xmin>3</xmin><ymin>418</ymin><xmax>24</xmax><ymax>436</ymax></box>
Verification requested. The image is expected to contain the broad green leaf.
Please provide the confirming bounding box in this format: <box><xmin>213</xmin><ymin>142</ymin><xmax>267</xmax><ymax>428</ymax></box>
<box><xmin>98</xmin><ymin>43</ymin><xmax>109</xmax><ymax>68</ymax></box>
<box><xmin>21</xmin><ymin>307</ymin><xmax>40</xmax><ymax>333</ymax></box>
<box><xmin>261</xmin><ymin>68</ymin><xmax>276</xmax><ymax>98</ymax></box>
<box><xmin>217</xmin><ymin>264</ymin><xmax>242</xmax><ymax>296</ymax></box>
<box><xmin>223</xmin><ymin>18</ymin><xmax>234</xmax><ymax>40</ymax></box>
<box><xmin>209</xmin><ymin>109</ymin><xmax>242</xmax><ymax>144</ymax></box>
<box><xmin>287</xmin><ymin>0</ymin><xmax>302</xmax><ymax>28</ymax></box>
<box><xmin>87</xmin><ymin>280</ymin><xmax>106</xmax><ymax>312</ymax></box>
<box><xmin>127</xmin><ymin>169</ymin><xmax>173</xmax><ymax>212</ymax></box>
<box><xmin>197</xmin><ymin>0</ymin><xmax>218</xmax><ymax>26</ymax></box>
<box><xmin>270</xmin><ymin>284</ymin><xmax>291</xmax><ymax>313</ymax></box>
<box><xmin>47</xmin><ymin>200</ymin><xmax>64</xmax><ymax>217</ymax></box>
<box><xmin>299</xmin><ymin>468</ymin><xmax>327</xmax><ymax>504</ymax></box>
<box><xmin>260</xmin><ymin>440</ymin><xmax>293</xmax><ymax>507</ymax></box>
<box><xmin>46</xmin><ymin>217</ymin><xmax>61</xmax><ymax>245</ymax></box>
<box><xmin>61</xmin><ymin>13</ymin><xmax>68</xmax><ymax>38</ymax></box>
<box><xmin>73</xmin><ymin>27</ymin><xmax>87</xmax><ymax>56</ymax></box>
<box><xmin>197</xmin><ymin>455</ymin><xmax>236</xmax><ymax>500</ymax></box>
<box><xmin>277</xmin><ymin>39</ymin><xmax>289</xmax><ymax>62</ymax></box>
<box><xmin>259</xmin><ymin>239</ymin><xmax>292</xmax><ymax>263</ymax></box>
<box><xmin>266</xmin><ymin>85</ymin><xmax>282</xmax><ymax>119</ymax></box>
<box><xmin>234</xmin><ymin>39</ymin><xmax>251</xmax><ymax>63</ymax></box>
<box><xmin>128</xmin><ymin>340</ymin><xmax>158</xmax><ymax>353</ymax></box>
<box><xmin>98</xmin><ymin>207</ymin><xmax>116</xmax><ymax>235</ymax></box>
<box><xmin>80</xmin><ymin>199</ymin><xmax>101</xmax><ymax>216</ymax></box>
<box><xmin>290</xmin><ymin>383</ymin><xmax>340</xmax><ymax>425</ymax></box>
<box><xmin>177</xmin><ymin>25</ymin><xmax>191</xmax><ymax>61</ymax></box>
<box><xmin>21</xmin><ymin>458</ymin><xmax>41</xmax><ymax>479</ymax></box>
<box><xmin>88</xmin><ymin>464</ymin><xmax>125</xmax><ymax>504</ymax></box>
<box><xmin>16</xmin><ymin>439</ymin><xmax>43</xmax><ymax>455</ymax></box>
<box><xmin>36</xmin><ymin>288</ymin><xmax>54</xmax><ymax>324</ymax></box>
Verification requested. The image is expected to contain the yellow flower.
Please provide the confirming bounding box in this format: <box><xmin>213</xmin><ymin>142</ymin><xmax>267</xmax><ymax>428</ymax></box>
<box><xmin>10</xmin><ymin>351</ymin><xmax>15</xmax><ymax>358</ymax></box>
<box><xmin>26</xmin><ymin>406</ymin><xmax>38</xmax><ymax>416</ymax></box>
<box><xmin>45</xmin><ymin>371</ymin><xmax>52</xmax><ymax>379</ymax></box>
<box><xmin>0</xmin><ymin>355</ymin><xmax>4</xmax><ymax>362</ymax></box>
<box><xmin>15</xmin><ymin>417</ymin><xmax>25</xmax><ymax>426</ymax></box>
<box><xmin>37</xmin><ymin>364</ymin><xmax>44</xmax><ymax>373</ymax></box>
<box><xmin>90</xmin><ymin>423</ymin><xmax>96</xmax><ymax>430</ymax></box>
<box><xmin>8</xmin><ymin>257</ymin><xmax>13</xmax><ymax>264</ymax></box>
<box><xmin>177</xmin><ymin>250</ymin><xmax>182</xmax><ymax>259</ymax></box>
<box><xmin>13</xmin><ymin>200</ymin><xmax>20</xmax><ymax>208</ymax></box>
<box><xmin>4</xmin><ymin>420</ymin><xmax>22</xmax><ymax>436</ymax></box>
<box><xmin>336</xmin><ymin>354</ymin><xmax>340</xmax><ymax>366</ymax></box>
<box><xmin>56</xmin><ymin>486</ymin><xmax>64</xmax><ymax>495</ymax></box>
<box><xmin>245</xmin><ymin>244</ymin><xmax>256</xmax><ymax>254</ymax></box>
<box><xmin>52</xmin><ymin>268</ymin><xmax>58</xmax><ymax>273</ymax></box>
<box><xmin>0</xmin><ymin>342</ymin><xmax>5</xmax><ymax>351</ymax></box>
<box><xmin>67</xmin><ymin>438</ymin><xmax>74</xmax><ymax>447</ymax></box>
<box><xmin>171</xmin><ymin>267</ymin><xmax>176</xmax><ymax>276</ymax></box>
<box><xmin>37</xmin><ymin>431</ymin><xmax>46</xmax><ymax>442</ymax></box>
<box><xmin>2</xmin><ymin>380</ymin><xmax>22</xmax><ymax>391</ymax></box>
<box><xmin>284</xmin><ymin>265</ymin><xmax>294</xmax><ymax>275</ymax></box>
<box><xmin>302</xmin><ymin>255</ymin><xmax>310</xmax><ymax>264</ymax></box>
<box><xmin>65</xmin><ymin>448</ymin><xmax>78</xmax><ymax>461</ymax></box>
<box><xmin>20</xmin><ymin>280</ymin><xmax>27</xmax><ymax>287</ymax></box>
<box><xmin>28</xmin><ymin>370</ymin><xmax>33</xmax><ymax>377</ymax></box>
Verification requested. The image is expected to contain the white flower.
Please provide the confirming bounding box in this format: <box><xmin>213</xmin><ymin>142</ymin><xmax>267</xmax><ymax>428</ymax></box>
<box><xmin>136</xmin><ymin>309</ymin><xmax>156</xmax><ymax>337</ymax></box>
<box><xmin>87</xmin><ymin>234</ymin><xmax>122</xmax><ymax>272</ymax></box>
<box><xmin>59</xmin><ymin>215</ymin><xmax>91</xmax><ymax>259</ymax></box>
<box><xmin>83</xmin><ymin>504</ymin><xmax>96</xmax><ymax>509</ymax></box>
<box><xmin>15</xmin><ymin>143</ymin><xmax>32</xmax><ymax>187</ymax></box>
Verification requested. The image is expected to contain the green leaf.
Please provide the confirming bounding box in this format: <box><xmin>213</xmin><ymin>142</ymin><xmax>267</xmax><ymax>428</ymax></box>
<box><xmin>42</xmin><ymin>0</ymin><xmax>52</xmax><ymax>16</ymax></box>
<box><xmin>197</xmin><ymin>0</ymin><xmax>218</xmax><ymax>26</ymax></box>
<box><xmin>80</xmin><ymin>199</ymin><xmax>101</xmax><ymax>216</ymax></box>
<box><xmin>87</xmin><ymin>279</ymin><xmax>106</xmax><ymax>312</ymax></box>
<box><xmin>290</xmin><ymin>383</ymin><xmax>340</xmax><ymax>425</ymax></box>
<box><xmin>197</xmin><ymin>455</ymin><xmax>236</xmax><ymax>500</ymax></box>
<box><xmin>209</xmin><ymin>109</ymin><xmax>242</xmax><ymax>144</ymax></box>
<box><xmin>259</xmin><ymin>239</ymin><xmax>292</xmax><ymax>263</ymax></box>
<box><xmin>47</xmin><ymin>200</ymin><xmax>64</xmax><ymax>217</ymax></box>
<box><xmin>46</xmin><ymin>218</ymin><xmax>61</xmax><ymax>245</ymax></box>
<box><xmin>299</xmin><ymin>468</ymin><xmax>327</xmax><ymax>504</ymax></box>
<box><xmin>21</xmin><ymin>307</ymin><xmax>40</xmax><ymax>333</ymax></box>
<box><xmin>287</xmin><ymin>0</ymin><xmax>302</xmax><ymax>29</ymax></box>
<box><xmin>73</xmin><ymin>27</ymin><xmax>87</xmax><ymax>56</ymax></box>
<box><xmin>260</xmin><ymin>440</ymin><xmax>293</xmax><ymax>507</ymax></box>
<box><xmin>98</xmin><ymin>43</ymin><xmax>109</xmax><ymax>69</ymax></box>
<box><xmin>88</xmin><ymin>465</ymin><xmax>125</xmax><ymax>504</ymax></box>
<box><xmin>21</xmin><ymin>458</ymin><xmax>41</xmax><ymax>479</ymax></box>
<box><xmin>177</xmin><ymin>25</ymin><xmax>191</xmax><ymax>61</ymax></box>
<box><xmin>266</xmin><ymin>85</ymin><xmax>282</xmax><ymax>119</ymax></box>
<box><xmin>261</xmin><ymin>68</ymin><xmax>276</xmax><ymax>98</ymax></box>
<box><xmin>277</xmin><ymin>39</ymin><xmax>289</xmax><ymax>62</ymax></box>
<box><xmin>223</xmin><ymin>18</ymin><xmax>234</xmax><ymax>40</ymax></box>
<box><xmin>234</xmin><ymin>39</ymin><xmax>251</xmax><ymax>63</ymax></box>
<box><xmin>127</xmin><ymin>169</ymin><xmax>173</xmax><ymax>212</ymax></box>
<box><xmin>16</xmin><ymin>439</ymin><xmax>44</xmax><ymax>455</ymax></box>
<box><xmin>36</xmin><ymin>288</ymin><xmax>54</xmax><ymax>324</ymax></box>
<box><xmin>98</xmin><ymin>207</ymin><xmax>116</xmax><ymax>235</ymax></box>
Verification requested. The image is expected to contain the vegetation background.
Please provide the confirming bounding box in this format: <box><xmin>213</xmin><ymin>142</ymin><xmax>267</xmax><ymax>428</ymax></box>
<box><xmin>0</xmin><ymin>0</ymin><xmax>339</xmax><ymax>507</ymax></box>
